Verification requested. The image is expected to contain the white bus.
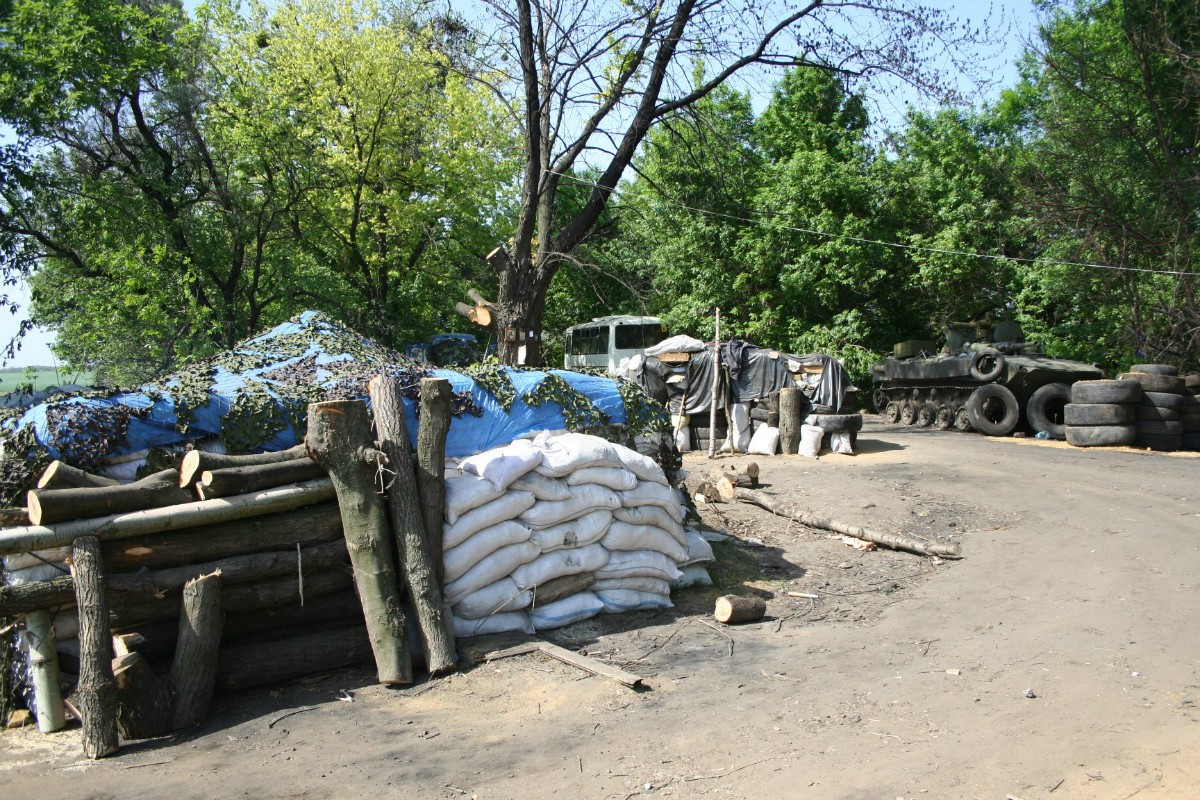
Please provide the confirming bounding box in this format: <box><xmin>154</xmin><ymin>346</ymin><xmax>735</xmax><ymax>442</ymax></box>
<box><xmin>563</xmin><ymin>315</ymin><xmax>668</xmax><ymax>373</ymax></box>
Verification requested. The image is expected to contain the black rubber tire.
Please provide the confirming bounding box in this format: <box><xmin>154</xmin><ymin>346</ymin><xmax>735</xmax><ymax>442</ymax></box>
<box><xmin>1135</xmin><ymin>432</ymin><xmax>1182</xmax><ymax>451</ymax></box>
<box><xmin>1065</xmin><ymin>424</ymin><xmax>1136</xmax><ymax>447</ymax></box>
<box><xmin>1071</xmin><ymin>380</ymin><xmax>1142</xmax><ymax>404</ymax></box>
<box><xmin>872</xmin><ymin>388</ymin><xmax>888</xmax><ymax>413</ymax></box>
<box><xmin>883</xmin><ymin>401</ymin><xmax>901</xmax><ymax>424</ymax></box>
<box><xmin>1026</xmin><ymin>382</ymin><xmax>1072</xmax><ymax>438</ymax></box>
<box><xmin>1135</xmin><ymin>419</ymin><xmax>1184</xmax><ymax>436</ymax></box>
<box><xmin>1129</xmin><ymin>363</ymin><xmax>1178</xmax><ymax>376</ymax></box>
<box><xmin>969</xmin><ymin>348</ymin><xmax>1005</xmax><ymax>382</ymax></box>
<box><xmin>915</xmin><ymin>404</ymin><xmax>935</xmax><ymax>427</ymax></box>
<box><xmin>1140</xmin><ymin>391</ymin><xmax>1189</xmax><ymax>410</ymax></box>
<box><xmin>1181</xmin><ymin>431</ymin><xmax>1200</xmax><ymax>450</ymax></box>
<box><xmin>1064</xmin><ymin>403</ymin><xmax>1134</xmax><ymax>426</ymax></box>
<box><xmin>1135</xmin><ymin>403</ymin><xmax>1182</xmax><ymax>422</ymax></box>
<box><xmin>954</xmin><ymin>407</ymin><xmax>972</xmax><ymax>432</ymax></box>
<box><xmin>900</xmin><ymin>402</ymin><xmax>917</xmax><ymax>426</ymax></box>
<box><xmin>1118</xmin><ymin>372</ymin><xmax>1186</xmax><ymax>394</ymax></box>
<box><xmin>807</xmin><ymin>412</ymin><xmax>864</xmax><ymax>433</ymax></box>
<box><xmin>934</xmin><ymin>405</ymin><xmax>954</xmax><ymax>431</ymax></box>
<box><xmin>966</xmin><ymin>384</ymin><xmax>1020</xmax><ymax>436</ymax></box>
<box><xmin>1184</xmin><ymin>374</ymin><xmax>1200</xmax><ymax>390</ymax></box>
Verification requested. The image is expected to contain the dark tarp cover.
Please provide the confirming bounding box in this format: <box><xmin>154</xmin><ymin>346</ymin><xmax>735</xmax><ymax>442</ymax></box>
<box><xmin>673</xmin><ymin>343</ymin><xmax>853</xmax><ymax>414</ymax></box>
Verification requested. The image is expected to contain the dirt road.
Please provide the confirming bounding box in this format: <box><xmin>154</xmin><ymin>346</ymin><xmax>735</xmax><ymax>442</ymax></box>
<box><xmin>4</xmin><ymin>419</ymin><xmax>1200</xmax><ymax>799</ymax></box>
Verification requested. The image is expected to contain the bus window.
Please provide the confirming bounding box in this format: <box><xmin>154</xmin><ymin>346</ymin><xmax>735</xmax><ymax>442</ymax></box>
<box><xmin>615</xmin><ymin>323</ymin><xmax>668</xmax><ymax>350</ymax></box>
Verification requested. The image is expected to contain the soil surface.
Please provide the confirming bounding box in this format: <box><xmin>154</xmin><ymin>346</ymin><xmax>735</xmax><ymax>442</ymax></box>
<box><xmin>4</xmin><ymin>419</ymin><xmax>1200</xmax><ymax>799</ymax></box>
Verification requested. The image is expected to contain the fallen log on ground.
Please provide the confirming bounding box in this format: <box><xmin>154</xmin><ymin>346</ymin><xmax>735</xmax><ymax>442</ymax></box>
<box><xmin>732</xmin><ymin>488</ymin><xmax>962</xmax><ymax>558</ymax></box>
<box><xmin>178</xmin><ymin>444</ymin><xmax>309</xmax><ymax>487</ymax></box>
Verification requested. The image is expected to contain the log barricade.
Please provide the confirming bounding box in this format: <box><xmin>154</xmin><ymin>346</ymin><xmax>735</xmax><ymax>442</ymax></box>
<box><xmin>1</xmin><ymin>388</ymin><xmax>455</xmax><ymax>752</ymax></box>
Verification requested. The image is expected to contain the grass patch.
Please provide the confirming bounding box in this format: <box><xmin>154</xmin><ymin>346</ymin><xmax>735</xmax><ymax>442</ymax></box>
<box><xmin>0</xmin><ymin>367</ymin><xmax>93</xmax><ymax>394</ymax></box>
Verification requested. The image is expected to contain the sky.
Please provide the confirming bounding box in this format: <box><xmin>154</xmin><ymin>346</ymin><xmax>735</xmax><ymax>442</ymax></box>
<box><xmin>0</xmin><ymin>0</ymin><xmax>1043</xmax><ymax>369</ymax></box>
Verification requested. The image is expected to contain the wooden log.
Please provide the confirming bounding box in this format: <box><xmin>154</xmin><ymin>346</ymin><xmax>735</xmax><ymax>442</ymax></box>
<box><xmin>71</xmin><ymin>535</ymin><xmax>119</xmax><ymax>758</ymax></box>
<box><xmin>415</xmin><ymin>377</ymin><xmax>451</xmax><ymax>587</ymax></box>
<box><xmin>169</xmin><ymin>571</ymin><xmax>223</xmax><ymax>729</ymax></box>
<box><xmin>778</xmin><ymin>388</ymin><xmax>804</xmax><ymax>455</ymax></box>
<box><xmin>766</xmin><ymin>392</ymin><xmax>780</xmax><ymax>429</ymax></box>
<box><xmin>531</xmin><ymin>572</ymin><xmax>594</xmax><ymax>606</ymax></box>
<box><xmin>178</xmin><ymin>444</ymin><xmax>308</xmax><ymax>487</ymax></box>
<box><xmin>306</xmin><ymin>399</ymin><xmax>411</xmax><ymax>685</ymax></box>
<box><xmin>714</xmin><ymin>594</ymin><xmax>766</xmax><ymax>624</ymax></box>
<box><xmin>112</xmin><ymin>652</ymin><xmax>174</xmax><ymax>739</ymax></box>
<box><xmin>732</xmin><ymin>488</ymin><xmax>962</xmax><ymax>558</ymax></box>
<box><xmin>368</xmin><ymin>376</ymin><xmax>456</xmax><ymax>675</ymax></box>
<box><xmin>0</xmin><ymin>507</ymin><xmax>30</xmax><ymax>527</ymax></box>
<box><xmin>197</xmin><ymin>458</ymin><xmax>326</xmax><ymax>500</ymax></box>
<box><xmin>100</xmin><ymin>502</ymin><xmax>341</xmax><ymax>573</ymax></box>
<box><xmin>0</xmin><ymin>478</ymin><xmax>335</xmax><ymax>556</ymax></box>
<box><xmin>37</xmin><ymin>461</ymin><xmax>120</xmax><ymax>491</ymax></box>
<box><xmin>708</xmin><ymin>307</ymin><xmax>721</xmax><ymax>458</ymax></box>
<box><xmin>23</xmin><ymin>608</ymin><xmax>65</xmax><ymax>732</ymax></box>
<box><xmin>28</xmin><ymin>469</ymin><xmax>195</xmax><ymax>526</ymax></box>
<box><xmin>215</xmin><ymin>626</ymin><xmax>374</xmax><ymax>692</ymax></box>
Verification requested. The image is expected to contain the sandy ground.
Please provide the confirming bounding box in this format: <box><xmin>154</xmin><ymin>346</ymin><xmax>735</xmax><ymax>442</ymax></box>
<box><xmin>4</xmin><ymin>418</ymin><xmax>1200</xmax><ymax>800</ymax></box>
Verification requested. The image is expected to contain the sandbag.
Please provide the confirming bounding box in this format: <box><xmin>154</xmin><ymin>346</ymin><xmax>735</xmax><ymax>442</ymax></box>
<box><xmin>613</xmin><ymin>506</ymin><xmax>685</xmax><ymax>545</ymax></box>
<box><xmin>3</xmin><ymin>547</ymin><xmax>72</xmax><ymax>572</ymax></box>
<box><xmin>443</xmin><ymin>490</ymin><xmax>536</xmax><ymax>550</ymax></box>
<box><xmin>518</xmin><ymin>484</ymin><xmax>621</xmax><ymax>528</ymax></box>
<box><xmin>528</xmin><ymin>591</ymin><xmax>605</xmax><ymax>631</ymax></box>
<box><xmin>510</xmin><ymin>543</ymin><xmax>610</xmax><ymax>590</ymax></box>
<box><xmin>533</xmin><ymin>431</ymin><xmax>666</xmax><ymax>484</ymax></box>
<box><xmin>510</xmin><ymin>471</ymin><xmax>573</xmax><ymax>501</ymax></box>
<box><xmin>619</xmin><ymin>481</ymin><xmax>684</xmax><ymax>523</ymax></box>
<box><xmin>595</xmin><ymin>588</ymin><xmax>673</xmax><ymax>613</ymax></box>
<box><xmin>799</xmin><ymin>424</ymin><xmax>823</xmax><ymax>458</ymax></box>
<box><xmin>673</xmin><ymin>425</ymin><xmax>692</xmax><ymax>452</ymax></box>
<box><xmin>529</xmin><ymin>509</ymin><xmax>612</xmax><ymax>552</ymax></box>
<box><xmin>452</xmin><ymin>611</ymin><xmax>534</xmax><ymax>638</ymax></box>
<box><xmin>457</xmin><ymin>438</ymin><xmax>544</xmax><ymax>491</ymax></box>
<box><xmin>444</xmin><ymin>539</ymin><xmax>541</xmax><ymax>605</ymax></box>
<box><xmin>442</xmin><ymin>519</ymin><xmax>533</xmax><ymax>584</ymax></box>
<box><xmin>592</xmin><ymin>576</ymin><xmax>672</xmax><ymax>595</ymax></box>
<box><xmin>600</xmin><ymin>520</ymin><xmax>689</xmax><ymax>562</ymax></box>
<box><xmin>596</xmin><ymin>550</ymin><xmax>683</xmax><ymax>583</ymax></box>
<box><xmin>747</xmin><ymin>425</ymin><xmax>779</xmax><ymax>456</ymax></box>
<box><xmin>452</xmin><ymin>577</ymin><xmax>532</xmax><ymax>620</ymax></box>
<box><xmin>565</xmin><ymin>465</ymin><xmax>638</xmax><ymax>491</ymax></box>
<box><xmin>831</xmin><ymin>431</ymin><xmax>854</xmax><ymax>455</ymax></box>
<box><xmin>444</xmin><ymin>472</ymin><xmax>507</xmax><ymax>526</ymax></box>
<box><xmin>683</xmin><ymin>530</ymin><xmax>715</xmax><ymax>566</ymax></box>
<box><xmin>3</xmin><ymin>563</ymin><xmax>70</xmax><ymax>585</ymax></box>
<box><xmin>671</xmin><ymin>564</ymin><xmax>713</xmax><ymax>588</ymax></box>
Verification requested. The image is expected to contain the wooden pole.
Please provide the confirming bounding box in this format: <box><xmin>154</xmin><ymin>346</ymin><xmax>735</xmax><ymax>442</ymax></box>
<box><xmin>778</xmin><ymin>388</ymin><xmax>803</xmax><ymax>455</ymax></box>
<box><xmin>708</xmin><ymin>307</ymin><xmax>721</xmax><ymax>458</ymax></box>
<box><xmin>305</xmin><ymin>399</ymin><xmax>411</xmax><ymax>685</ymax></box>
<box><xmin>415</xmin><ymin>377</ymin><xmax>451</xmax><ymax>587</ymax></box>
<box><xmin>197</xmin><ymin>458</ymin><xmax>326</xmax><ymax>500</ymax></box>
<box><xmin>368</xmin><ymin>376</ymin><xmax>456</xmax><ymax>675</ymax></box>
<box><xmin>23</xmin><ymin>609</ymin><xmax>65</xmax><ymax>733</ymax></box>
<box><xmin>37</xmin><ymin>461</ymin><xmax>120</xmax><ymax>490</ymax></box>
<box><xmin>178</xmin><ymin>444</ymin><xmax>309</xmax><ymax>487</ymax></box>
<box><xmin>70</xmin><ymin>535</ymin><xmax>119</xmax><ymax>758</ymax></box>
<box><xmin>168</xmin><ymin>571</ymin><xmax>223</xmax><ymax>729</ymax></box>
<box><xmin>28</xmin><ymin>469</ymin><xmax>195</xmax><ymax>526</ymax></box>
<box><xmin>0</xmin><ymin>478</ymin><xmax>335</xmax><ymax>556</ymax></box>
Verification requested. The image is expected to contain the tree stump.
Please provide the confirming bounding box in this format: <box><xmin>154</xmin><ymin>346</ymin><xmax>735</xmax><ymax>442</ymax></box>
<box><xmin>168</xmin><ymin>571</ymin><xmax>224</xmax><ymax>729</ymax></box>
<box><xmin>71</xmin><ymin>535</ymin><xmax>119</xmax><ymax>758</ymax></box>
<box><xmin>778</xmin><ymin>388</ymin><xmax>804</xmax><ymax>455</ymax></box>
<box><xmin>713</xmin><ymin>594</ymin><xmax>766</xmax><ymax>624</ymax></box>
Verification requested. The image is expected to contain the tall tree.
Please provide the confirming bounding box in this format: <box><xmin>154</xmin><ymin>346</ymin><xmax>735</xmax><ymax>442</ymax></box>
<box><xmin>471</xmin><ymin>0</ymin><xmax>984</xmax><ymax>365</ymax></box>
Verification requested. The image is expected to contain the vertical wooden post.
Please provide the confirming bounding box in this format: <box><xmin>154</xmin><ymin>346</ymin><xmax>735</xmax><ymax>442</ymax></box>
<box><xmin>306</xmin><ymin>399</ymin><xmax>412</xmax><ymax>685</ymax></box>
<box><xmin>368</xmin><ymin>377</ymin><xmax>457</xmax><ymax>675</ymax></box>
<box><xmin>415</xmin><ymin>377</ymin><xmax>451</xmax><ymax>586</ymax></box>
<box><xmin>71</xmin><ymin>535</ymin><xmax>118</xmax><ymax>758</ymax></box>
<box><xmin>708</xmin><ymin>307</ymin><xmax>721</xmax><ymax>458</ymax></box>
<box><xmin>168</xmin><ymin>570</ymin><xmax>223</xmax><ymax>729</ymax></box>
<box><xmin>23</xmin><ymin>609</ymin><xmax>65</xmax><ymax>733</ymax></box>
<box><xmin>779</xmin><ymin>387</ymin><xmax>804</xmax><ymax>455</ymax></box>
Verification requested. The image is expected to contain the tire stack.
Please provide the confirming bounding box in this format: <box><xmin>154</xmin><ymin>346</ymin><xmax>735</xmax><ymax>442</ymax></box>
<box><xmin>1118</xmin><ymin>364</ymin><xmax>1186</xmax><ymax>452</ymax></box>
<box><xmin>805</xmin><ymin>411</ymin><xmax>864</xmax><ymax>449</ymax></box>
<box><xmin>1063</xmin><ymin>379</ymin><xmax>1141</xmax><ymax>447</ymax></box>
<box><xmin>1181</xmin><ymin>375</ymin><xmax>1200</xmax><ymax>451</ymax></box>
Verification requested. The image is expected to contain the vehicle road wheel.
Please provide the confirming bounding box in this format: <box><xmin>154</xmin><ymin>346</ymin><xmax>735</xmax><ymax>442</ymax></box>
<box><xmin>968</xmin><ymin>348</ymin><xmax>1006</xmax><ymax>382</ymax></box>
<box><xmin>1072</xmin><ymin>380</ymin><xmax>1142</xmax><ymax>404</ymax></box>
<box><xmin>954</xmin><ymin>407</ymin><xmax>972</xmax><ymax>432</ymax></box>
<box><xmin>872</xmin><ymin>388</ymin><xmax>888</xmax><ymax>413</ymax></box>
<box><xmin>1065</xmin><ymin>424</ymin><xmax>1136</xmax><ymax>447</ymax></box>
<box><xmin>934</xmin><ymin>405</ymin><xmax>954</xmax><ymax>430</ymax></box>
<box><xmin>1026</xmin><ymin>382</ymin><xmax>1071</xmax><ymax>439</ymax></box>
<box><xmin>915</xmin><ymin>403</ymin><xmax>935</xmax><ymax>427</ymax></box>
<box><xmin>1064</xmin><ymin>403</ymin><xmax>1134</xmax><ymax>426</ymax></box>
<box><xmin>966</xmin><ymin>384</ymin><xmax>1020</xmax><ymax>436</ymax></box>
<box><xmin>883</xmin><ymin>401</ymin><xmax>901</xmax><ymax>424</ymax></box>
<box><xmin>900</xmin><ymin>402</ymin><xmax>917</xmax><ymax>426</ymax></box>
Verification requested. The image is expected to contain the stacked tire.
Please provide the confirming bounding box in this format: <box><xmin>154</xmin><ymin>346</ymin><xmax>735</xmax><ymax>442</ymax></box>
<box><xmin>1118</xmin><ymin>365</ymin><xmax>1186</xmax><ymax>451</ymax></box>
<box><xmin>1181</xmin><ymin>375</ymin><xmax>1200</xmax><ymax>451</ymax></box>
<box><xmin>1063</xmin><ymin>380</ymin><xmax>1140</xmax><ymax>447</ymax></box>
<box><xmin>805</xmin><ymin>411</ymin><xmax>863</xmax><ymax>449</ymax></box>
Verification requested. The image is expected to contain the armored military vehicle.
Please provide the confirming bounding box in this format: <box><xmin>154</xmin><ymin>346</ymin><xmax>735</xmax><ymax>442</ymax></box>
<box><xmin>871</xmin><ymin>317</ymin><xmax>1103</xmax><ymax>437</ymax></box>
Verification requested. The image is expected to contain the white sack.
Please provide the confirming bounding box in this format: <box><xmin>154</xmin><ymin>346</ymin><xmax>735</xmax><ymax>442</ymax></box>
<box><xmin>519</xmin><ymin>484</ymin><xmax>621</xmax><ymax>529</ymax></box>
<box><xmin>683</xmin><ymin>530</ymin><xmax>716</xmax><ymax>566</ymax></box>
<box><xmin>799</xmin><ymin>424</ymin><xmax>824</xmax><ymax>458</ymax></box>
<box><xmin>4</xmin><ymin>563</ymin><xmax>71</xmax><ymax>585</ymax></box>
<box><xmin>444</xmin><ymin>473</ymin><xmax>506</xmax><ymax>526</ymax></box>
<box><xmin>442</xmin><ymin>519</ymin><xmax>532</xmax><ymax>584</ymax></box>
<box><xmin>673</xmin><ymin>425</ymin><xmax>692</xmax><ymax>452</ymax></box>
<box><xmin>748</xmin><ymin>425</ymin><xmax>780</xmax><ymax>456</ymax></box>
<box><xmin>596</xmin><ymin>588</ymin><xmax>673</xmax><ymax>613</ymax></box>
<box><xmin>596</xmin><ymin>550</ymin><xmax>683</xmax><ymax>583</ymax></box>
<box><xmin>528</xmin><ymin>591</ymin><xmax>605</xmax><ymax>631</ymax></box>
<box><xmin>600</xmin><ymin>520</ymin><xmax>689</xmax><ymax>563</ymax></box>
<box><xmin>529</xmin><ymin>509</ymin><xmax>612</xmax><ymax>552</ymax></box>
<box><xmin>592</xmin><ymin>576</ymin><xmax>672</xmax><ymax>595</ymax></box>
<box><xmin>452</xmin><ymin>611</ymin><xmax>534</xmax><ymax>638</ymax></box>
<box><xmin>444</xmin><ymin>540</ymin><xmax>541</xmax><ymax>605</ymax></box>
<box><xmin>613</xmin><ymin>506</ymin><xmax>685</xmax><ymax>545</ymax></box>
<box><xmin>443</xmin><ymin>490</ymin><xmax>536</xmax><ymax>551</ymax></box>
<box><xmin>510</xmin><ymin>471</ymin><xmax>572</xmax><ymax>501</ymax></box>
<box><xmin>3</xmin><ymin>547</ymin><xmax>71</xmax><ymax>572</ymax></box>
<box><xmin>566</xmin><ymin>466</ymin><xmax>637</xmax><ymax>492</ymax></box>
<box><xmin>831</xmin><ymin>431</ymin><xmax>855</xmax><ymax>455</ymax></box>
<box><xmin>532</xmin><ymin>431</ymin><xmax>666</xmax><ymax>484</ymax></box>
<box><xmin>458</xmin><ymin>438</ymin><xmax>543</xmax><ymax>491</ymax></box>
<box><xmin>619</xmin><ymin>481</ymin><xmax>684</xmax><ymax>523</ymax></box>
<box><xmin>671</xmin><ymin>564</ymin><xmax>713</xmax><ymax>588</ymax></box>
<box><xmin>510</xmin><ymin>543</ymin><xmax>610</xmax><ymax>591</ymax></box>
<box><xmin>452</xmin><ymin>577</ymin><xmax>532</xmax><ymax>620</ymax></box>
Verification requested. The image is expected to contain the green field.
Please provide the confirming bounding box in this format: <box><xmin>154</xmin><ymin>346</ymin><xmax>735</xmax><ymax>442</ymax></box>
<box><xmin>0</xmin><ymin>366</ymin><xmax>95</xmax><ymax>395</ymax></box>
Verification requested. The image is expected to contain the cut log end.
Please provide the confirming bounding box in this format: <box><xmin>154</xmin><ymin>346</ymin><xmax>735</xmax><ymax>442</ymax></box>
<box><xmin>713</xmin><ymin>594</ymin><xmax>767</xmax><ymax>625</ymax></box>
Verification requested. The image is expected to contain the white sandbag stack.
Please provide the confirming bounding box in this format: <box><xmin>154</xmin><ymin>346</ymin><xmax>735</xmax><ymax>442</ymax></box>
<box><xmin>443</xmin><ymin>432</ymin><xmax>689</xmax><ymax>637</ymax></box>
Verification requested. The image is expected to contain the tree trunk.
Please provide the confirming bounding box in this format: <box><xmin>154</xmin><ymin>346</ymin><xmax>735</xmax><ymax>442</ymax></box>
<box><xmin>168</xmin><ymin>571</ymin><xmax>223</xmax><ymax>729</ymax></box>
<box><xmin>178</xmin><ymin>444</ymin><xmax>309</xmax><ymax>487</ymax></box>
<box><xmin>22</xmin><ymin>609</ymin><xmax>65</xmax><ymax>732</ymax></box>
<box><xmin>415</xmin><ymin>378</ymin><xmax>451</xmax><ymax>587</ymax></box>
<box><xmin>305</xmin><ymin>400</ymin><xmax>411</xmax><ymax>685</ymax></box>
<box><xmin>28</xmin><ymin>469</ymin><xmax>196</xmax><ymax>526</ymax></box>
<box><xmin>778</xmin><ymin>388</ymin><xmax>804</xmax><ymax>455</ymax></box>
<box><xmin>490</xmin><ymin>247</ymin><xmax>549</xmax><ymax>366</ymax></box>
<box><xmin>71</xmin><ymin>535</ymin><xmax>119</xmax><ymax>758</ymax></box>
<box><xmin>367</xmin><ymin>376</ymin><xmax>456</xmax><ymax>675</ymax></box>
<box><xmin>196</xmin><ymin>458</ymin><xmax>326</xmax><ymax>500</ymax></box>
